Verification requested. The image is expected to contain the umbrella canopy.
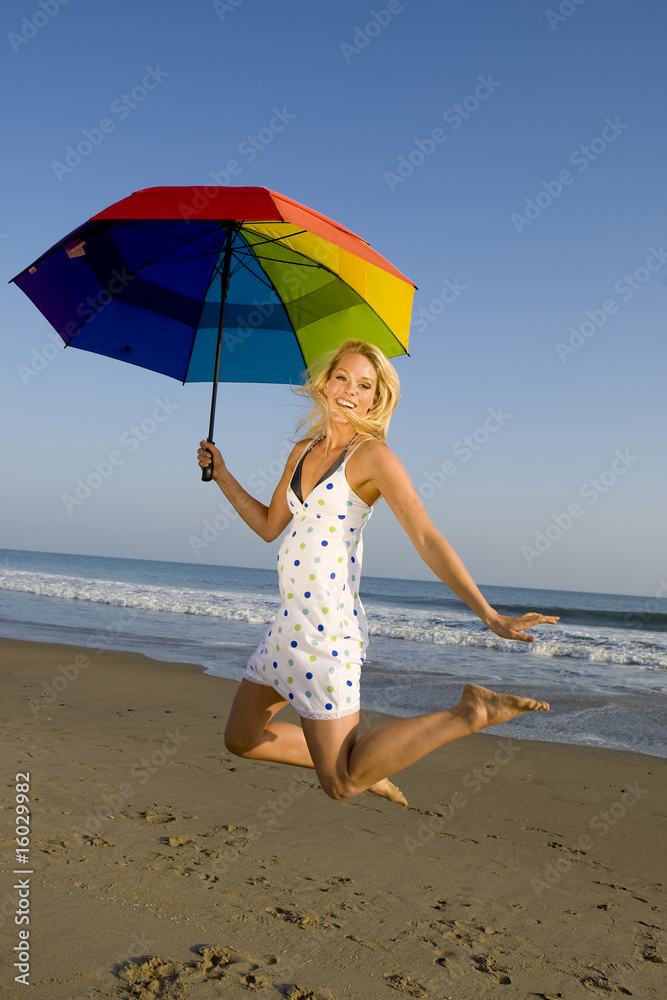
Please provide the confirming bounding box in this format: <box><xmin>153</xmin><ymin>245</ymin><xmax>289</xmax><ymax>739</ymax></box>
<box><xmin>10</xmin><ymin>186</ymin><xmax>416</xmax><ymax>385</ymax></box>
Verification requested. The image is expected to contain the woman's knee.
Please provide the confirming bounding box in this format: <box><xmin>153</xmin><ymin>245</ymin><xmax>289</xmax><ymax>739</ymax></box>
<box><xmin>318</xmin><ymin>774</ymin><xmax>361</xmax><ymax>801</ymax></box>
<box><xmin>224</xmin><ymin>727</ymin><xmax>254</xmax><ymax>757</ymax></box>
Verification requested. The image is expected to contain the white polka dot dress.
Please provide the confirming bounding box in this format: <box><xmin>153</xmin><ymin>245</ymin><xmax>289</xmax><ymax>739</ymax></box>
<box><xmin>244</xmin><ymin>438</ymin><xmax>373</xmax><ymax>719</ymax></box>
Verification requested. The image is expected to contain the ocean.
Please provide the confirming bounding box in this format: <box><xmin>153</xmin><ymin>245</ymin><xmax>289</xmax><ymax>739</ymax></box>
<box><xmin>1</xmin><ymin>548</ymin><xmax>665</xmax><ymax>758</ymax></box>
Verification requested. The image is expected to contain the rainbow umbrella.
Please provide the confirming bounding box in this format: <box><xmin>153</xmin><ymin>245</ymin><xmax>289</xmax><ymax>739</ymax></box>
<box><xmin>10</xmin><ymin>186</ymin><xmax>416</xmax><ymax>479</ymax></box>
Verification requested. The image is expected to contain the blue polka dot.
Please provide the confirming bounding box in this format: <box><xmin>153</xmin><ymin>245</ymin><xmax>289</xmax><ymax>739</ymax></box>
<box><xmin>321</xmin><ymin>540</ymin><xmax>328</xmax><ymax>547</ymax></box>
<box><xmin>318</xmin><ymin>625</ymin><xmax>324</xmax><ymax>632</ymax></box>
<box><xmin>347</xmin><ymin>680</ymin><xmax>353</xmax><ymax>686</ymax></box>
<box><xmin>292</xmin><ymin>531</ymin><xmax>296</xmax><ymax>537</ymax></box>
<box><xmin>353</xmin><ymin>610</ymin><xmax>358</xmax><ymax>616</ymax></box>
<box><xmin>350</xmin><ymin>527</ymin><xmax>355</xmax><ymax>532</ymax></box>
<box><xmin>330</xmin><ymin>572</ymin><xmax>335</xmax><ymax>579</ymax></box>
<box><xmin>289</xmin><ymin>693</ymin><xmax>294</xmax><ymax>699</ymax></box>
<box><xmin>283</xmin><ymin>610</ymin><xmax>288</xmax><ymax>616</ymax></box>
<box><xmin>304</xmin><ymin>591</ymin><xmax>311</xmax><ymax>598</ymax></box>
<box><xmin>273</xmin><ymin>661</ymin><xmax>277</xmax><ymax>668</ymax></box>
<box><xmin>290</xmin><ymin>641</ymin><xmax>298</xmax><ymax>648</ymax></box>
<box><xmin>294</xmin><ymin>559</ymin><xmax>300</xmax><ymax>566</ymax></box>
<box><xmin>325</xmin><ymin>703</ymin><xmax>333</xmax><ymax>710</ymax></box>
<box><xmin>268</xmin><ymin>630</ymin><xmax>272</xmax><ymax>636</ymax></box>
<box><xmin>332</xmin><ymin>650</ymin><xmax>338</xmax><ymax>657</ymax></box>
<box><xmin>338</xmin><ymin>515</ymin><xmax>345</xmax><ymax>519</ymax></box>
<box><xmin>351</xmin><ymin>557</ymin><xmax>355</xmax><ymax>563</ymax></box>
<box><xmin>306</xmin><ymin>672</ymin><xmax>313</xmax><ymax>679</ymax></box>
<box><xmin>326</xmin><ymin>483</ymin><xmax>333</xmax><ymax>490</ymax></box>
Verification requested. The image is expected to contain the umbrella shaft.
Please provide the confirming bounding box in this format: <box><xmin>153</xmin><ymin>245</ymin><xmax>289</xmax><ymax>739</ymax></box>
<box><xmin>206</xmin><ymin>226</ymin><xmax>234</xmax><ymax>443</ymax></box>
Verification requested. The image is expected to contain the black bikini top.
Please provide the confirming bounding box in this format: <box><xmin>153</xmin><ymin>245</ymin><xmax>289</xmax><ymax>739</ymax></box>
<box><xmin>290</xmin><ymin>434</ymin><xmax>359</xmax><ymax>504</ymax></box>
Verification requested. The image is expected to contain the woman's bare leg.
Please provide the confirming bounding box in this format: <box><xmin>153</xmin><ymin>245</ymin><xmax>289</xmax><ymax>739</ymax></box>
<box><xmin>223</xmin><ymin>679</ymin><xmax>406</xmax><ymax>803</ymax></box>
<box><xmin>301</xmin><ymin>684</ymin><xmax>549</xmax><ymax>800</ymax></box>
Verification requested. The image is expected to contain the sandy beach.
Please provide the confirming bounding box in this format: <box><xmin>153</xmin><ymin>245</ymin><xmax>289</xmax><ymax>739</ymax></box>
<box><xmin>1</xmin><ymin>636</ymin><xmax>664</xmax><ymax>1000</ymax></box>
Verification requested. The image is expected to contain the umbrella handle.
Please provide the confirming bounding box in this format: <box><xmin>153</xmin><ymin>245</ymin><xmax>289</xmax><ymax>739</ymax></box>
<box><xmin>201</xmin><ymin>440</ymin><xmax>214</xmax><ymax>482</ymax></box>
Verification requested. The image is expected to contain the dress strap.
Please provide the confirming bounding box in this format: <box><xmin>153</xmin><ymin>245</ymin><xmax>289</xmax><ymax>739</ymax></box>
<box><xmin>345</xmin><ymin>435</ymin><xmax>373</xmax><ymax>461</ymax></box>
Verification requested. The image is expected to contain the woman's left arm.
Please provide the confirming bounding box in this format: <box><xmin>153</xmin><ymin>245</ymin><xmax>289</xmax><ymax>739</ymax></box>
<box><xmin>361</xmin><ymin>442</ymin><xmax>559</xmax><ymax>643</ymax></box>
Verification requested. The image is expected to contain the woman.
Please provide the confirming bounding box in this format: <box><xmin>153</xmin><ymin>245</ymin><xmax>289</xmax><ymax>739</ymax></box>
<box><xmin>197</xmin><ymin>339</ymin><xmax>558</xmax><ymax>806</ymax></box>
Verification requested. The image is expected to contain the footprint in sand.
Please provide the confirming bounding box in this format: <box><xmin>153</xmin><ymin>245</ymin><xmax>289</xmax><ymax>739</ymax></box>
<box><xmin>116</xmin><ymin>944</ymin><xmax>277</xmax><ymax>998</ymax></box>
<box><xmin>472</xmin><ymin>953</ymin><xmax>512</xmax><ymax>984</ymax></box>
<box><xmin>285</xmin><ymin>987</ymin><xmax>337</xmax><ymax>1000</ymax></box>
<box><xmin>383</xmin><ymin>973</ymin><xmax>429</xmax><ymax>997</ymax></box>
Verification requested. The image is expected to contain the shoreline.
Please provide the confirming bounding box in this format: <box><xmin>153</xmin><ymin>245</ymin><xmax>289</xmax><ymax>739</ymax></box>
<box><xmin>2</xmin><ymin>636</ymin><xmax>665</xmax><ymax>999</ymax></box>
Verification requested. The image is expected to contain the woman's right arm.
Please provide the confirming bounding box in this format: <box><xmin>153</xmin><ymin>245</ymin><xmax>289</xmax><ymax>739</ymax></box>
<box><xmin>197</xmin><ymin>439</ymin><xmax>305</xmax><ymax>542</ymax></box>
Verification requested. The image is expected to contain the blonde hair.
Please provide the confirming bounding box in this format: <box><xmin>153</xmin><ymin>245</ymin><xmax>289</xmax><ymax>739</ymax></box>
<box><xmin>294</xmin><ymin>339</ymin><xmax>400</xmax><ymax>443</ymax></box>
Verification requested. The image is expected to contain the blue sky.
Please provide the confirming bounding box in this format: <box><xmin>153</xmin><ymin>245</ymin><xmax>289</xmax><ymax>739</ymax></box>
<box><xmin>1</xmin><ymin>0</ymin><xmax>665</xmax><ymax>596</ymax></box>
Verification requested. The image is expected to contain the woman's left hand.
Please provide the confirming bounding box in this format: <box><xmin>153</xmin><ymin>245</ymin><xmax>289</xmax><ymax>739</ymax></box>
<box><xmin>486</xmin><ymin>611</ymin><xmax>560</xmax><ymax>643</ymax></box>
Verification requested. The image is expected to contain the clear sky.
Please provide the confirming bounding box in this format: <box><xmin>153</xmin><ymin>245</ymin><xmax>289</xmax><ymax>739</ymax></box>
<box><xmin>1</xmin><ymin>0</ymin><xmax>665</xmax><ymax>597</ymax></box>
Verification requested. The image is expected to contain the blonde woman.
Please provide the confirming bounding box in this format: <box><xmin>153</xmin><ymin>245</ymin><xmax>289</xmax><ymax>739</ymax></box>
<box><xmin>197</xmin><ymin>340</ymin><xmax>558</xmax><ymax>805</ymax></box>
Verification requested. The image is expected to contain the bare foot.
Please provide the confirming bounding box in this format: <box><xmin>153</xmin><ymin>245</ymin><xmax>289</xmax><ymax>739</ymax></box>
<box><xmin>368</xmin><ymin>778</ymin><xmax>408</xmax><ymax>806</ymax></box>
<box><xmin>459</xmin><ymin>683</ymin><xmax>549</xmax><ymax>732</ymax></box>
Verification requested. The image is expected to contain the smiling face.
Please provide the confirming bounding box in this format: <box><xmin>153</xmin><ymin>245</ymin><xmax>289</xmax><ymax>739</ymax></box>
<box><xmin>323</xmin><ymin>352</ymin><xmax>378</xmax><ymax>426</ymax></box>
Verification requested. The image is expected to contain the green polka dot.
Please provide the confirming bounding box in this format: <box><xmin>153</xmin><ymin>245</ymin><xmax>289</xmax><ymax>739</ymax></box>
<box><xmin>346</xmin><ymin>663</ymin><xmax>351</xmax><ymax>669</ymax></box>
<box><xmin>309</xmin><ymin>655</ymin><xmax>316</xmax><ymax>661</ymax></box>
<box><xmin>329</xmin><ymin>526</ymin><xmax>336</xmax><ymax>533</ymax></box>
<box><xmin>262</xmin><ymin>665</ymin><xmax>266</xmax><ymax>671</ymax></box>
<box><xmin>322</xmin><ymin>607</ymin><xmax>329</xmax><ymax>613</ymax></box>
<box><xmin>337</xmin><ymin>556</ymin><xmax>344</xmax><ymax>563</ymax></box>
<box><xmin>287</xmin><ymin>676</ymin><xmax>293</xmax><ymax>684</ymax></box>
<box><xmin>295</xmin><ymin>624</ymin><xmax>301</xmax><ymax>631</ymax></box>
<box><xmin>280</xmin><ymin>565</ymin><xmax>284</xmax><ymax>571</ymax></box>
<box><xmin>276</xmin><ymin>644</ymin><xmax>280</xmax><ymax>651</ymax></box>
<box><xmin>309</xmin><ymin>574</ymin><xmax>315</xmax><ymax>581</ymax></box>
<box><xmin>300</xmin><ymin>543</ymin><xmax>306</xmax><ymax>549</ymax></box>
<box><xmin>327</xmin><ymin>685</ymin><xmax>334</xmax><ymax>692</ymax></box>
<box><xmin>287</xmin><ymin>593</ymin><xmax>293</xmax><ymax>599</ymax></box>
<box><xmin>354</xmin><ymin>593</ymin><xmax>358</xmax><ymax>599</ymax></box>
<box><xmin>318</xmin><ymin>499</ymin><xmax>325</xmax><ymax>506</ymax></box>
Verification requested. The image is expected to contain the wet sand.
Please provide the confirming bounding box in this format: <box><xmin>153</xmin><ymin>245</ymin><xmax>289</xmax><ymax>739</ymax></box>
<box><xmin>1</xmin><ymin>637</ymin><xmax>664</xmax><ymax>999</ymax></box>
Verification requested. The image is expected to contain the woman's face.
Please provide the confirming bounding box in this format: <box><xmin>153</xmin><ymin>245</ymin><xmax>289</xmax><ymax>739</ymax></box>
<box><xmin>323</xmin><ymin>352</ymin><xmax>378</xmax><ymax>425</ymax></box>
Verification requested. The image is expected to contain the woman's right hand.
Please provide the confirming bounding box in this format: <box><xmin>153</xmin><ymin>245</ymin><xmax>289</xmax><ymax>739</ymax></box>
<box><xmin>197</xmin><ymin>439</ymin><xmax>225</xmax><ymax>477</ymax></box>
